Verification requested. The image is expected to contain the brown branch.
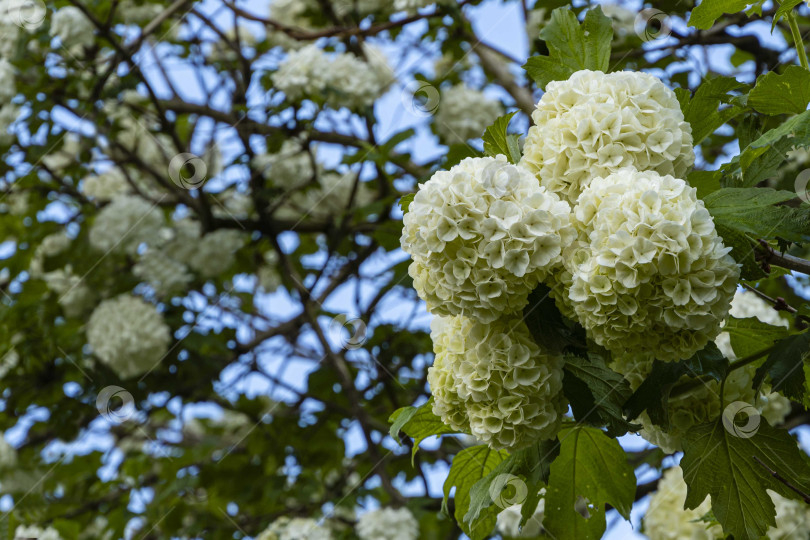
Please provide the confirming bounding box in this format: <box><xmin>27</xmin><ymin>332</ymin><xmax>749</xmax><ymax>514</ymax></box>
<box><xmin>753</xmin><ymin>455</ymin><xmax>810</xmax><ymax>504</ymax></box>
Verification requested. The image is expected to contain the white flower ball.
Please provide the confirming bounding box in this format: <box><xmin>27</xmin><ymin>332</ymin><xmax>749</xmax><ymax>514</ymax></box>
<box><xmin>133</xmin><ymin>250</ymin><xmax>194</xmax><ymax>297</ymax></box>
<box><xmin>257</xmin><ymin>517</ymin><xmax>332</xmax><ymax>540</ymax></box>
<box><xmin>183</xmin><ymin>229</ymin><xmax>247</xmax><ymax>278</ymax></box>
<box><xmin>274</xmin><ymin>44</ymin><xmax>392</xmax><ymax>111</ymax></box>
<box><xmin>428</xmin><ymin>314</ymin><xmax>566</xmax><ymax>450</ymax></box>
<box><xmin>520</xmin><ymin>70</ymin><xmax>694</xmax><ymax>203</ymax></box>
<box><xmin>356</xmin><ymin>507</ymin><xmax>419</xmax><ymax>540</ymax></box>
<box><xmin>0</xmin><ymin>434</ymin><xmax>16</xmax><ymax>469</ymax></box>
<box><xmin>644</xmin><ymin>466</ymin><xmax>810</xmax><ymax>540</ymax></box>
<box><xmin>643</xmin><ymin>466</ymin><xmax>723</xmax><ymax>540</ymax></box>
<box><xmin>496</xmin><ymin>490</ymin><xmax>546</xmax><ymax>538</ymax></box>
<box><xmin>81</xmin><ymin>168</ymin><xmax>132</xmax><ymax>201</ymax></box>
<box><xmin>433</xmin><ymin>84</ymin><xmax>503</xmax><ymax>144</ymax></box>
<box><xmin>51</xmin><ymin>6</ymin><xmax>95</xmax><ymax>50</ymax></box>
<box><xmin>89</xmin><ymin>195</ymin><xmax>164</xmax><ymax>254</ymax></box>
<box><xmin>402</xmin><ymin>155</ymin><xmax>575</xmax><ymax>323</ymax></box>
<box><xmin>86</xmin><ymin>294</ymin><xmax>172</xmax><ymax>379</ymax></box>
<box><xmin>565</xmin><ymin>169</ymin><xmax>739</xmax><ymax>362</ymax></box>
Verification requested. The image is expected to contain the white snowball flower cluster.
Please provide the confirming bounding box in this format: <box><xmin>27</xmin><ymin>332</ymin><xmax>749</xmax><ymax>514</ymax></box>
<box><xmin>274</xmin><ymin>44</ymin><xmax>393</xmax><ymax>110</ymax></box>
<box><xmin>496</xmin><ymin>490</ymin><xmax>546</xmax><ymax>538</ymax></box>
<box><xmin>402</xmin><ymin>156</ymin><xmax>575</xmax><ymax>323</ymax></box>
<box><xmin>184</xmin><ymin>229</ymin><xmax>247</xmax><ymax>278</ymax></box>
<box><xmin>356</xmin><ymin>507</ymin><xmax>419</xmax><ymax>540</ymax></box>
<box><xmin>526</xmin><ymin>8</ymin><xmax>548</xmax><ymax>42</ymax></box>
<box><xmin>133</xmin><ymin>250</ymin><xmax>194</xmax><ymax>297</ymax></box>
<box><xmin>564</xmin><ymin>169</ymin><xmax>739</xmax><ymax>362</ymax></box>
<box><xmin>433</xmin><ymin>84</ymin><xmax>503</xmax><ymax>144</ymax></box>
<box><xmin>253</xmin><ymin>139</ymin><xmax>317</xmax><ymax>191</ymax></box>
<box><xmin>14</xmin><ymin>526</ymin><xmax>62</xmax><ymax>540</ymax></box>
<box><xmin>520</xmin><ymin>70</ymin><xmax>694</xmax><ymax>203</ymax></box>
<box><xmin>81</xmin><ymin>168</ymin><xmax>132</xmax><ymax>201</ymax></box>
<box><xmin>89</xmin><ymin>195</ymin><xmax>164</xmax><ymax>254</ymax></box>
<box><xmin>86</xmin><ymin>294</ymin><xmax>172</xmax><ymax>379</ymax></box>
<box><xmin>51</xmin><ymin>6</ymin><xmax>95</xmax><ymax>50</ymax></box>
<box><xmin>600</xmin><ymin>4</ymin><xmax>636</xmax><ymax>44</ymax></box>
<box><xmin>643</xmin><ymin>466</ymin><xmax>723</xmax><ymax>539</ymax></box>
<box><xmin>29</xmin><ymin>232</ymin><xmax>95</xmax><ymax>317</ymax></box>
<box><xmin>0</xmin><ymin>58</ymin><xmax>15</xmax><ymax>101</ymax></box>
<box><xmin>644</xmin><ymin>466</ymin><xmax>810</xmax><ymax>540</ymax></box>
<box><xmin>257</xmin><ymin>517</ymin><xmax>332</xmax><ymax>540</ymax></box>
<box><xmin>612</xmin><ymin>354</ymin><xmax>756</xmax><ymax>452</ymax></box>
<box><xmin>274</xmin><ymin>171</ymin><xmax>375</xmax><ymax>221</ymax></box>
<box><xmin>428</xmin><ymin>314</ymin><xmax>566</xmax><ymax>450</ymax></box>
<box><xmin>0</xmin><ymin>103</ymin><xmax>19</xmax><ymax>145</ymax></box>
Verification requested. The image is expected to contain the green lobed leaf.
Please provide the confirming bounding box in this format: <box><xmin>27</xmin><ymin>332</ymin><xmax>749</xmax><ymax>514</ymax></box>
<box><xmin>689</xmin><ymin>0</ymin><xmax>753</xmax><ymax>30</ymax></box>
<box><xmin>523</xmin><ymin>6</ymin><xmax>613</xmax><ymax>90</ymax></box>
<box><xmin>688</xmin><ymin>169</ymin><xmax>722</xmax><ymax>199</ymax></box>
<box><xmin>723</xmin><ymin>315</ymin><xmax>792</xmax><ymax>359</ymax></box>
<box><xmin>443</xmin><ymin>445</ymin><xmax>509</xmax><ymax>540</ymax></box>
<box><xmin>444</xmin><ymin>143</ymin><xmax>483</xmax><ymax>168</ymax></box>
<box><xmin>749</xmin><ymin>66</ymin><xmax>810</xmax><ymax>116</ymax></box>
<box><xmin>703</xmin><ymin>187</ymin><xmax>810</xmax><ymax>244</ymax></box>
<box><xmin>679</xmin><ymin>76</ymin><xmax>747</xmax><ymax>144</ymax></box>
<box><xmin>464</xmin><ymin>438</ymin><xmax>560</xmax><ymax>528</ymax></box>
<box><xmin>482</xmin><ymin>111</ymin><xmax>521</xmax><ymax>164</ymax></box>
<box><xmin>681</xmin><ymin>342</ymin><xmax>729</xmax><ymax>382</ymax></box>
<box><xmin>543</xmin><ymin>426</ymin><xmax>636</xmax><ymax>540</ymax></box>
<box><xmin>681</xmin><ymin>419</ymin><xmax>810</xmax><ymax>540</ymax></box>
<box><xmin>772</xmin><ymin>0</ymin><xmax>805</xmax><ymax>30</ymax></box>
<box><xmin>562</xmin><ymin>353</ymin><xmax>638</xmax><ymax>437</ymax></box>
<box><xmin>398</xmin><ymin>192</ymin><xmax>414</xmax><ymax>214</ymax></box>
<box><xmin>523</xmin><ymin>284</ymin><xmax>587</xmax><ymax>355</ymax></box>
<box><xmin>714</xmin><ymin>225</ymin><xmax>767</xmax><ymax>280</ymax></box>
<box><xmin>754</xmin><ymin>332</ymin><xmax>810</xmax><ymax>400</ymax></box>
<box><xmin>389</xmin><ymin>398</ymin><xmax>459</xmax><ymax>461</ymax></box>
<box><xmin>622</xmin><ymin>360</ymin><xmax>684</xmax><ymax>429</ymax></box>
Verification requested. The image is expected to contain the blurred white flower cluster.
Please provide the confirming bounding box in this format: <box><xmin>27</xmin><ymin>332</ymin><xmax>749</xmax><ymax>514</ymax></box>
<box><xmin>434</xmin><ymin>84</ymin><xmax>503</xmax><ymax>144</ymax></box>
<box><xmin>428</xmin><ymin>315</ymin><xmax>566</xmax><ymax>450</ymax></box>
<box><xmin>86</xmin><ymin>294</ymin><xmax>172</xmax><ymax>379</ymax></box>
<box><xmin>274</xmin><ymin>44</ymin><xmax>393</xmax><ymax>110</ymax></box>
<box><xmin>496</xmin><ymin>489</ymin><xmax>546</xmax><ymax>538</ymax></box>
<box><xmin>402</xmin><ymin>155</ymin><xmax>575</xmax><ymax>323</ymax></box>
<box><xmin>356</xmin><ymin>507</ymin><xmax>419</xmax><ymax>540</ymax></box>
<box><xmin>14</xmin><ymin>525</ymin><xmax>62</xmax><ymax>540</ymax></box>
<box><xmin>644</xmin><ymin>466</ymin><xmax>810</xmax><ymax>540</ymax></box>
<box><xmin>521</xmin><ymin>70</ymin><xmax>694</xmax><ymax>204</ymax></box>
<box><xmin>257</xmin><ymin>517</ymin><xmax>333</xmax><ymax>540</ymax></box>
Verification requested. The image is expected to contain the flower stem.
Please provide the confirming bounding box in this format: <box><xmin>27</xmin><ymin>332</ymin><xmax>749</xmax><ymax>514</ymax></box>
<box><xmin>787</xmin><ymin>11</ymin><xmax>809</xmax><ymax>70</ymax></box>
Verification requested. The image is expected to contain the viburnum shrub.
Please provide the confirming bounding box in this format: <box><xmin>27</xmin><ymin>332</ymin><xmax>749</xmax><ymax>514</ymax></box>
<box><xmin>3</xmin><ymin>0</ymin><xmax>810</xmax><ymax>538</ymax></box>
<box><xmin>391</xmin><ymin>5</ymin><xmax>810</xmax><ymax>540</ymax></box>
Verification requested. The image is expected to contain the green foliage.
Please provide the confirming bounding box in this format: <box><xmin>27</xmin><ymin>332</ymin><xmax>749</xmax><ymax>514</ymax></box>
<box><xmin>482</xmin><ymin>112</ymin><xmax>521</xmax><ymax>164</ymax></box>
<box><xmin>688</xmin><ymin>0</ymin><xmax>757</xmax><ymax>30</ymax></box>
<box><xmin>678</xmin><ymin>76</ymin><xmax>747</xmax><ymax>144</ymax></box>
<box><xmin>523</xmin><ymin>6</ymin><xmax>613</xmax><ymax>90</ymax></box>
<box><xmin>703</xmin><ymin>188</ymin><xmax>810</xmax><ymax>244</ymax></box>
<box><xmin>772</xmin><ymin>0</ymin><xmax>805</xmax><ymax>29</ymax></box>
<box><xmin>389</xmin><ymin>398</ymin><xmax>460</xmax><ymax>461</ymax></box>
<box><xmin>682</xmin><ymin>419</ymin><xmax>810</xmax><ymax>540</ymax></box>
<box><xmin>754</xmin><ymin>332</ymin><xmax>810</xmax><ymax>399</ymax></box>
<box><xmin>723</xmin><ymin>315</ymin><xmax>793</xmax><ymax>358</ymax></box>
<box><xmin>562</xmin><ymin>353</ymin><xmax>638</xmax><ymax>436</ymax></box>
<box><xmin>464</xmin><ymin>439</ymin><xmax>560</xmax><ymax>527</ymax></box>
<box><xmin>749</xmin><ymin>66</ymin><xmax>810</xmax><ymax>116</ymax></box>
<box><xmin>543</xmin><ymin>426</ymin><xmax>636</xmax><ymax>540</ymax></box>
<box><xmin>442</xmin><ymin>445</ymin><xmax>509</xmax><ymax>540</ymax></box>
